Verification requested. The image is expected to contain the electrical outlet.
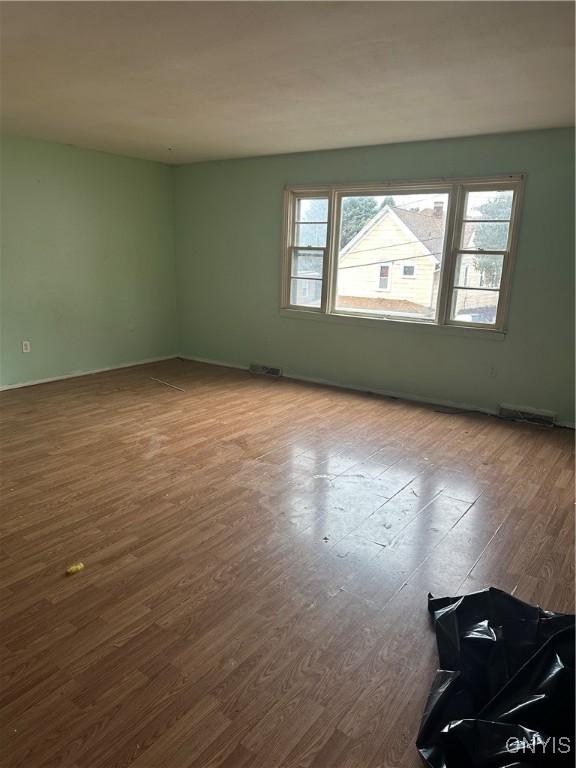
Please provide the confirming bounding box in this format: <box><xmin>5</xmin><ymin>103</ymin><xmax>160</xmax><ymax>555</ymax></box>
<box><xmin>22</xmin><ymin>340</ymin><xmax>31</xmax><ymax>353</ymax></box>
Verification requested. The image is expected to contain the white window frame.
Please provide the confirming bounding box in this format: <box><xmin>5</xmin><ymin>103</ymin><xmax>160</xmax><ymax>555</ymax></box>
<box><xmin>281</xmin><ymin>174</ymin><xmax>524</xmax><ymax>332</ymax></box>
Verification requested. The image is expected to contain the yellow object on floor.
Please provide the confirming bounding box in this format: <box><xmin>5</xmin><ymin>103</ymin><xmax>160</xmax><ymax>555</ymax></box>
<box><xmin>66</xmin><ymin>562</ymin><xmax>84</xmax><ymax>575</ymax></box>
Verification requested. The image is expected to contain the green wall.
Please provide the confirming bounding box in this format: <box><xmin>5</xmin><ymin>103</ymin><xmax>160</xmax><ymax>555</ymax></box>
<box><xmin>0</xmin><ymin>136</ymin><xmax>178</xmax><ymax>386</ymax></box>
<box><xmin>2</xmin><ymin>130</ymin><xmax>573</xmax><ymax>424</ymax></box>
<box><xmin>175</xmin><ymin>129</ymin><xmax>575</xmax><ymax>424</ymax></box>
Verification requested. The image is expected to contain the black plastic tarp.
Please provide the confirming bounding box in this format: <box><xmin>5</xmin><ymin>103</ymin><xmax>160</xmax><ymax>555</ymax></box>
<box><xmin>416</xmin><ymin>587</ymin><xmax>575</xmax><ymax>767</ymax></box>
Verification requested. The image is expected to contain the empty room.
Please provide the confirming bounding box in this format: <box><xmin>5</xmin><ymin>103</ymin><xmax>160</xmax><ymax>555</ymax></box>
<box><xmin>1</xmin><ymin>2</ymin><xmax>574</xmax><ymax>767</ymax></box>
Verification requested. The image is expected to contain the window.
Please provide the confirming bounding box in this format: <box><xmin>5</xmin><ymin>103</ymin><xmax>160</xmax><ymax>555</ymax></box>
<box><xmin>378</xmin><ymin>265</ymin><xmax>390</xmax><ymax>290</ymax></box>
<box><xmin>450</xmin><ymin>189</ymin><xmax>515</xmax><ymax>326</ymax></box>
<box><xmin>281</xmin><ymin>176</ymin><xmax>523</xmax><ymax>330</ymax></box>
<box><xmin>288</xmin><ymin>197</ymin><xmax>329</xmax><ymax>308</ymax></box>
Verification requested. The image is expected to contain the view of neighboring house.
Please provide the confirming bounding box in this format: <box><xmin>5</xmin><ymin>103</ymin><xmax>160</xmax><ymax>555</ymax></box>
<box><xmin>336</xmin><ymin>200</ymin><xmax>497</xmax><ymax>322</ymax></box>
<box><xmin>336</xmin><ymin>201</ymin><xmax>447</xmax><ymax>319</ymax></box>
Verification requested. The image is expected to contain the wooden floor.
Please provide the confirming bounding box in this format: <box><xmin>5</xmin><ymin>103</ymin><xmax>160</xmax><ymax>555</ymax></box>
<box><xmin>1</xmin><ymin>359</ymin><xmax>574</xmax><ymax>768</ymax></box>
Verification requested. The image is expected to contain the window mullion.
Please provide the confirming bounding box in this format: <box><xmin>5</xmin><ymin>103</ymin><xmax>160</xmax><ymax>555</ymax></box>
<box><xmin>436</xmin><ymin>184</ymin><xmax>462</xmax><ymax>325</ymax></box>
<box><xmin>324</xmin><ymin>190</ymin><xmax>340</xmax><ymax>314</ymax></box>
<box><xmin>281</xmin><ymin>189</ymin><xmax>294</xmax><ymax>308</ymax></box>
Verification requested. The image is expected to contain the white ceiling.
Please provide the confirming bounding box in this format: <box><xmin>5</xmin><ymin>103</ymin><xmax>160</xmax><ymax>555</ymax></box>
<box><xmin>1</xmin><ymin>1</ymin><xmax>574</xmax><ymax>164</ymax></box>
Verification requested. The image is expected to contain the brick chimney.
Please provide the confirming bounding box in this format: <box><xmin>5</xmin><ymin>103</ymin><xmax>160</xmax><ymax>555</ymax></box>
<box><xmin>433</xmin><ymin>201</ymin><xmax>444</xmax><ymax>218</ymax></box>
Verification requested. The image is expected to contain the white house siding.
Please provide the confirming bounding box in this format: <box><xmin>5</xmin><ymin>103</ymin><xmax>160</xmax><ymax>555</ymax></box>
<box><xmin>338</xmin><ymin>211</ymin><xmax>436</xmax><ymax>308</ymax></box>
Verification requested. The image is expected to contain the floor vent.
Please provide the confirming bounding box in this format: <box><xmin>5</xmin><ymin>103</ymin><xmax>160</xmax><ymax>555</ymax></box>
<box><xmin>498</xmin><ymin>405</ymin><xmax>556</xmax><ymax>427</ymax></box>
<box><xmin>249</xmin><ymin>363</ymin><xmax>283</xmax><ymax>378</ymax></box>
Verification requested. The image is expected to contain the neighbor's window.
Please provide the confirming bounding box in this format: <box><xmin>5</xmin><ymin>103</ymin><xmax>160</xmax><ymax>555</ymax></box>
<box><xmin>378</xmin><ymin>265</ymin><xmax>390</xmax><ymax>290</ymax></box>
<box><xmin>282</xmin><ymin>176</ymin><xmax>523</xmax><ymax>330</ymax></box>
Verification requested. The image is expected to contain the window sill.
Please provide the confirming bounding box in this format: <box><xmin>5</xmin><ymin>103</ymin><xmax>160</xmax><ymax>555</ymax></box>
<box><xmin>279</xmin><ymin>307</ymin><xmax>506</xmax><ymax>341</ymax></box>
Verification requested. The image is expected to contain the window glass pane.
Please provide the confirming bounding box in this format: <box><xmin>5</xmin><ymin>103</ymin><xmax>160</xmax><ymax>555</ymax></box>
<box><xmin>335</xmin><ymin>192</ymin><xmax>449</xmax><ymax>319</ymax></box>
<box><xmin>451</xmin><ymin>289</ymin><xmax>499</xmax><ymax>325</ymax></box>
<box><xmin>454</xmin><ymin>253</ymin><xmax>503</xmax><ymax>289</ymax></box>
<box><xmin>296</xmin><ymin>198</ymin><xmax>328</xmax><ymax>223</ymax></box>
<box><xmin>290</xmin><ymin>278</ymin><xmax>322</xmax><ymax>307</ymax></box>
<box><xmin>295</xmin><ymin>223</ymin><xmax>327</xmax><ymax>247</ymax></box>
<box><xmin>292</xmin><ymin>250</ymin><xmax>323</xmax><ymax>278</ymax></box>
<box><xmin>461</xmin><ymin>221</ymin><xmax>509</xmax><ymax>251</ymax></box>
<box><xmin>464</xmin><ymin>190</ymin><xmax>513</xmax><ymax>221</ymax></box>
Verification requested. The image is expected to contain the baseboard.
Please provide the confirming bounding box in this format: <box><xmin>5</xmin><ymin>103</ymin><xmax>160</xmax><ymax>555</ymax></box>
<box><xmin>180</xmin><ymin>354</ymin><xmax>574</xmax><ymax>429</ymax></box>
<box><xmin>180</xmin><ymin>354</ymin><xmax>497</xmax><ymax>414</ymax></box>
<box><xmin>0</xmin><ymin>355</ymin><xmax>178</xmax><ymax>391</ymax></box>
<box><xmin>179</xmin><ymin>354</ymin><xmax>249</xmax><ymax>372</ymax></box>
<box><xmin>5</xmin><ymin>353</ymin><xmax>573</xmax><ymax>429</ymax></box>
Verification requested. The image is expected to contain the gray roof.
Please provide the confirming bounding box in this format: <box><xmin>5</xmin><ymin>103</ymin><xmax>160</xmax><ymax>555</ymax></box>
<box><xmin>339</xmin><ymin>203</ymin><xmax>459</xmax><ymax>264</ymax></box>
<box><xmin>393</xmin><ymin>207</ymin><xmax>446</xmax><ymax>261</ymax></box>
